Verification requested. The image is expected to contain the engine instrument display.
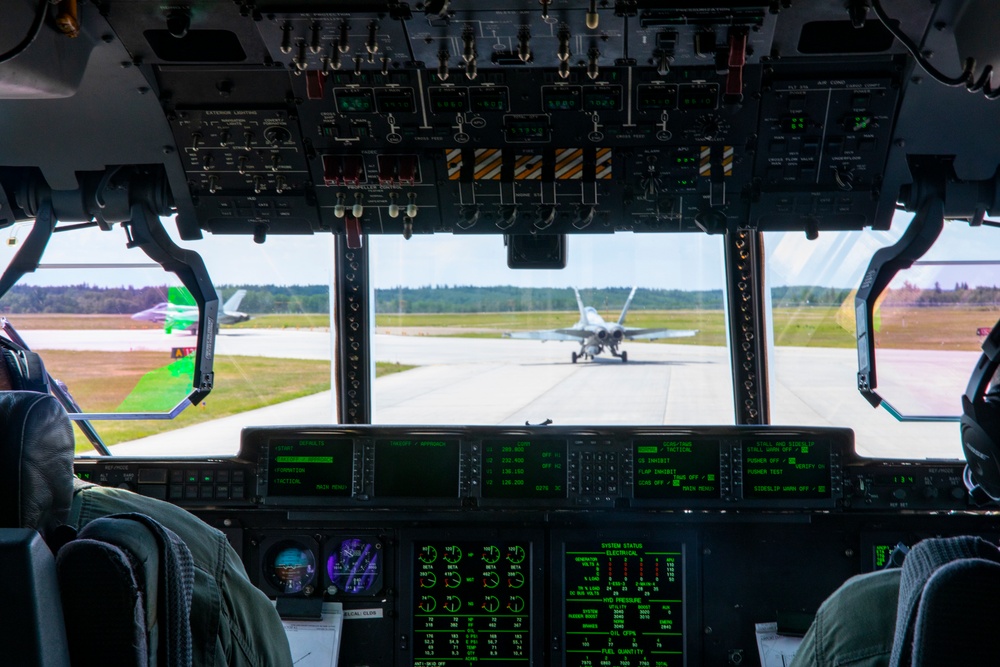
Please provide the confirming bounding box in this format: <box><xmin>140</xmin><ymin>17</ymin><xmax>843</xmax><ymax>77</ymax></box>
<box><xmin>412</xmin><ymin>541</ymin><xmax>531</xmax><ymax>665</ymax></box>
<box><xmin>742</xmin><ymin>439</ymin><xmax>832</xmax><ymax>500</ymax></box>
<box><xmin>266</xmin><ymin>437</ymin><xmax>354</xmax><ymax>498</ymax></box>
<box><xmin>564</xmin><ymin>541</ymin><xmax>686</xmax><ymax>666</ymax></box>
<box><xmin>633</xmin><ymin>439</ymin><xmax>721</xmax><ymax>499</ymax></box>
<box><xmin>374</xmin><ymin>438</ymin><xmax>460</xmax><ymax>497</ymax></box>
<box><xmin>481</xmin><ymin>438</ymin><xmax>567</xmax><ymax>499</ymax></box>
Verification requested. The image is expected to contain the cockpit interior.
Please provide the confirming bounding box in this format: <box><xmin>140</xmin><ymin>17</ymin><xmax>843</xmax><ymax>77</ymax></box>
<box><xmin>4</xmin><ymin>1</ymin><xmax>1000</xmax><ymax>665</ymax></box>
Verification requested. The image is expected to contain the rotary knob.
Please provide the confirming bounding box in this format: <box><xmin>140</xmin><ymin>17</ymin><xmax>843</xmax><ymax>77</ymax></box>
<box><xmin>693</xmin><ymin>114</ymin><xmax>728</xmax><ymax>141</ymax></box>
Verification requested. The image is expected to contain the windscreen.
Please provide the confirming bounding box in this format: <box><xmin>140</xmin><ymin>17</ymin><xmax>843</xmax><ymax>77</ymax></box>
<box><xmin>0</xmin><ymin>220</ymin><xmax>333</xmax><ymax>456</ymax></box>
<box><xmin>9</xmin><ymin>211</ymin><xmax>974</xmax><ymax>461</ymax></box>
<box><xmin>371</xmin><ymin>233</ymin><xmax>734</xmax><ymax>427</ymax></box>
<box><xmin>765</xmin><ymin>213</ymin><xmax>994</xmax><ymax>460</ymax></box>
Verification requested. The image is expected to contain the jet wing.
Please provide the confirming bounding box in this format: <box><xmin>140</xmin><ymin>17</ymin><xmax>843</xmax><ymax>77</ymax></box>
<box><xmin>504</xmin><ymin>329</ymin><xmax>590</xmax><ymax>341</ymax></box>
<box><xmin>165</xmin><ymin>313</ymin><xmax>199</xmax><ymax>335</ymax></box>
<box><xmin>624</xmin><ymin>328</ymin><xmax>698</xmax><ymax>340</ymax></box>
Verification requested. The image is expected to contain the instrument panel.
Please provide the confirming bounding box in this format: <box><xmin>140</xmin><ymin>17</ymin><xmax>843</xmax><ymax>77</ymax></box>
<box><xmin>73</xmin><ymin>425</ymin><xmax>997</xmax><ymax>666</ymax></box>
<box><xmin>74</xmin><ymin>424</ymin><xmax>972</xmax><ymax>514</ymax></box>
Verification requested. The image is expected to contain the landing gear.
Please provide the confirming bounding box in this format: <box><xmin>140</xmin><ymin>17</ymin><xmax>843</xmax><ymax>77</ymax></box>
<box><xmin>621</xmin><ymin>351</ymin><xmax>628</xmax><ymax>363</ymax></box>
<box><xmin>571</xmin><ymin>351</ymin><xmax>578</xmax><ymax>364</ymax></box>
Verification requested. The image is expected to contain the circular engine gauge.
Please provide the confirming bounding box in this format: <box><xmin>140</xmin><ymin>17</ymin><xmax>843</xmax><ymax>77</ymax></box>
<box><xmin>327</xmin><ymin>537</ymin><xmax>382</xmax><ymax>595</ymax></box>
<box><xmin>264</xmin><ymin>542</ymin><xmax>317</xmax><ymax>594</ymax></box>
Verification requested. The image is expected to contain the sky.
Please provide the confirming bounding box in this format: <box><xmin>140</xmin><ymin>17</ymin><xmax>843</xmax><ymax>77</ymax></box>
<box><xmin>0</xmin><ymin>210</ymin><xmax>996</xmax><ymax>293</ymax></box>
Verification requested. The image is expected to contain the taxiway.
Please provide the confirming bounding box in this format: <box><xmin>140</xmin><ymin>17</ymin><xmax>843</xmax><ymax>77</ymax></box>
<box><xmin>21</xmin><ymin>328</ymin><xmax>969</xmax><ymax>460</ymax></box>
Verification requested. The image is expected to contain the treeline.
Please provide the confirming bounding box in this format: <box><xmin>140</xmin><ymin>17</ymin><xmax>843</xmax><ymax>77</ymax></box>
<box><xmin>0</xmin><ymin>284</ymin><xmax>330</xmax><ymax>315</ymax></box>
<box><xmin>0</xmin><ymin>285</ymin><xmax>169</xmax><ymax>315</ymax></box>
<box><xmin>881</xmin><ymin>281</ymin><xmax>1000</xmax><ymax>307</ymax></box>
<box><xmin>5</xmin><ymin>283</ymin><xmax>996</xmax><ymax>315</ymax></box>
<box><xmin>374</xmin><ymin>286</ymin><xmax>725</xmax><ymax>313</ymax></box>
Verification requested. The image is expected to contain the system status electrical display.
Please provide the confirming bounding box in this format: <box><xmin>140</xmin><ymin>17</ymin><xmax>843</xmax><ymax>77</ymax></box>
<box><xmin>266</xmin><ymin>437</ymin><xmax>354</xmax><ymax>497</ymax></box>
<box><xmin>742</xmin><ymin>439</ymin><xmax>832</xmax><ymax>499</ymax></box>
<box><xmin>481</xmin><ymin>438</ymin><xmax>567</xmax><ymax>499</ymax></box>
<box><xmin>564</xmin><ymin>541</ymin><xmax>686</xmax><ymax>667</ymax></box>
<box><xmin>633</xmin><ymin>439</ymin><xmax>721</xmax><ymax>500</ymax></box>
<box><xmin>413</xmin><ymin>541</ymin><xmax>531</xmax><ymax>666</ymax></box>
<box><xmin>374</xmin><ymin>438</ymin><xmax>460</xmax><ymax>497</ymax></box>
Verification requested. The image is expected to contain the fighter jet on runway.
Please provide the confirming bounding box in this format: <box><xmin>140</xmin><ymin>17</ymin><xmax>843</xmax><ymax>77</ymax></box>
<box><xmin>504</xmin><ymin>287</ymin><xmax>697</xmax><ymax>363</ymax></box>
<box><xmin>132</xmin><ymin>289</ymin><xmax>250</xmax><ymax>333</ymax></box>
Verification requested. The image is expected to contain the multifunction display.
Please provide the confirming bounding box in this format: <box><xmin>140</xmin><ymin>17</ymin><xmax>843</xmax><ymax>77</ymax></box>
<box><xmin>633</xmin><ymin>439</ymin><xmax>721</xmax><ymax>499</ymax></box>
<box><xmin>374</xmin><ymin>438</ymin><xmax>460</xmax><ymax>498</ymax></box>
<box><xmin>742</xmin><ymin>439</ymin><xmax>832</xmax><ymax>499</ymax></box>
<box><xmin>564</xmin><ymin>541</ymin><xmax>686</xmax><ymax>666</ymax></box>
<box><xmin>413</xmin><ymin>541</ymin><xmax>530</xmax><ymax>665</ymax></box>
<box><xmin>266</xmin><ymin>437</ymin><xmax>353</xmax><ymax>497</ymax></box>
<box><xmin>245</xmin><ymin>425</ymin><xmax>852</xmax><ymax>507</ymax></box>
<box><xmin>481</xmin><ymin>438</ymin><xmax>567</xmax><ymax>499</ymax></box>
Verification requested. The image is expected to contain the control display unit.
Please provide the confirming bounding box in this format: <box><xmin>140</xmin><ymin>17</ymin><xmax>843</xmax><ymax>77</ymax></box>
<box><xmin>481</xmin><ymin>438</ymin><xmax>567</xmax><ymax>500</ymax></box>
<box><xmin>374</xmin><ymin>438</ymin><xmax>461</xmax><ymax>498</ymax></box>
<box><xmin>265</xmin><ymin>437</ymin><xmax>354</xmax><ymax>498</ymax></box>
<box><xmin>741</xmin><ymin>438</ymin><xmax>834</xmax><ymax>500</ymax></box>
<box><xmin>633</xmin><ymin>439</ymin><xmax>722</xmax><ymax>500</ymax></box>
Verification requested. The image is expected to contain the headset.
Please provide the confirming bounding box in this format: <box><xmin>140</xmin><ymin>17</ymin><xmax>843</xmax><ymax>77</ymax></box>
<box><xmin>961</xmin><ymin>317</ymin><xmax>1000</xmax><ymax>501</ymax></box>
<box><xmin>0</xmin><ymin>337</ymin><xmax>49</xmax><ymax>394</ymax></box>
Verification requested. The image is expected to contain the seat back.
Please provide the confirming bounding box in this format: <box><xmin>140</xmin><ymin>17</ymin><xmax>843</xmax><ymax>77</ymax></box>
<box><xmin>0</xmin><ymin>389</ymin><xmax>192</xmax><ymax>667</ymax></box>
<box><xmin>890</xmin><ymin>536</ymin><xmax>1000</xmax><ymax>667</ymax></box>
<box><xmin>0</xmin><ymin>528</ymin><xmax>71</xmax><ymax>667</ymax></box>
<box><xmin>58</xmin><ymin>513</ymin><xmax>195</xmax><ymax>667</ymax></box>
<box><xmin>0</xmin><ymin>391</ymin><xmax>74</xmax><ymax>666</ymax></box>
<box><xmin>911</xmin><ymin>557</ymin><xmax>1000</xmax><ymax>665</ymax></box>
<box><xmin>0</xmin><ymin>391</ymin><xmax>74</xmax><ymax>536</ymax></box>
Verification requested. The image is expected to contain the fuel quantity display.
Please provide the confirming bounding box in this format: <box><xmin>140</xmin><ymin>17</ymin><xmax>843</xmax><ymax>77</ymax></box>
<box><xmin>564</xmin><ymin>542</ymin><xmax>686</xmax><ymax>666</ymax></box>
<box><xmin>266</xmin><ymin>438</ymin><xmax>353</xmax><ymax>497</ymax></box>
<box><xmin>742</xmin><ymin>439</ymin><xmax>831</xmax><ymax>499</ymax></box>
<box><xmin>374</xmin><ymin>438</ymin><xmax>460</xmax><ymax>497</ymax></box>
<box><xmin>633</xmin><ymin>439</ymin><xmax>720</xmax><ymax>499</ymax></box>
<box><xmin>481</xmin><ymin>439</ymin><xmax>567</xmax><ymax>499</ymax></box>
<box><xmin>413</xmin><ymin>541</ymin><xmax>530</xmax><ymax>665</ymax></box>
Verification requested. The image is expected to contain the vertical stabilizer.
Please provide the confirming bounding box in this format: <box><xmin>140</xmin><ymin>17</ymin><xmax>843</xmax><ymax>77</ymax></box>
<box><xmin>223</xmin><ymin>289</ymin><xmax>247</xmax><ymax>313</ymax></box>
<box><xmin>572</xmin><ymin>287</ymin><xmax>587</xmax><ymax>324</ymax></box>
<box><xmin>617</xmin><ymin>286</ymin><xmax>639</xmax><ymax>325</ymax></box>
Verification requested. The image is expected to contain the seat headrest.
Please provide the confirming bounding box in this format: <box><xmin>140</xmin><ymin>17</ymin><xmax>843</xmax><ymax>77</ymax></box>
<box><xmin>0</xmin><ymin>392</ymin><xmax>75</xmax><ymax>536</ymax></box>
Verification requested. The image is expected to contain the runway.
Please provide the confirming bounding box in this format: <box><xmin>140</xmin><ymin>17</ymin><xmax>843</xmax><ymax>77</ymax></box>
<box><xmin>21</xmin><ymin>328</ymin><xmax>968</xmax><ymax>461</ymax></box>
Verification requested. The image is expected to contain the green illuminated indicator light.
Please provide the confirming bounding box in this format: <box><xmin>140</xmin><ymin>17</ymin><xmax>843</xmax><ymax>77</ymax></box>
<box><xmin>275</xmin><ymin>456</ymin><xmax>334</xmax><ymax>464</ymax></box>
<box><xmin>637</xmin><ymin>446</ymin><xmax>659</xmax><ymax>454</ymax></box>
<box><xmin>338</xmin><ymin>97</ymin><xmax>372</xmax><ymax>112</ymax></box>
<box><xmin>853</xmin><ymin>116</ymin><xmax>872</xmax><ymax>131</ymax></box>
<box><xmin>546</xmin><ymin>99</ymin><xmax>577</xmax><ymax>110</ymax></box>
<box><xmin>473</xmin><ymin>98</ymin><xmax>505</xmax><ymax>110</ymax></box>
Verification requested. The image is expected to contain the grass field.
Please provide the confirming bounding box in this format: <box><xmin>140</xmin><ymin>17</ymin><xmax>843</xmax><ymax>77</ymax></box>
<box><xmin>37</xmin><ymin>350</ymin><xmax>412</xmax><ymax>451</ymax></box>
<box><xmin>14</xmin><ymin>305</ymin><xmax>1000</xmax><ymax>351</ymax></box>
